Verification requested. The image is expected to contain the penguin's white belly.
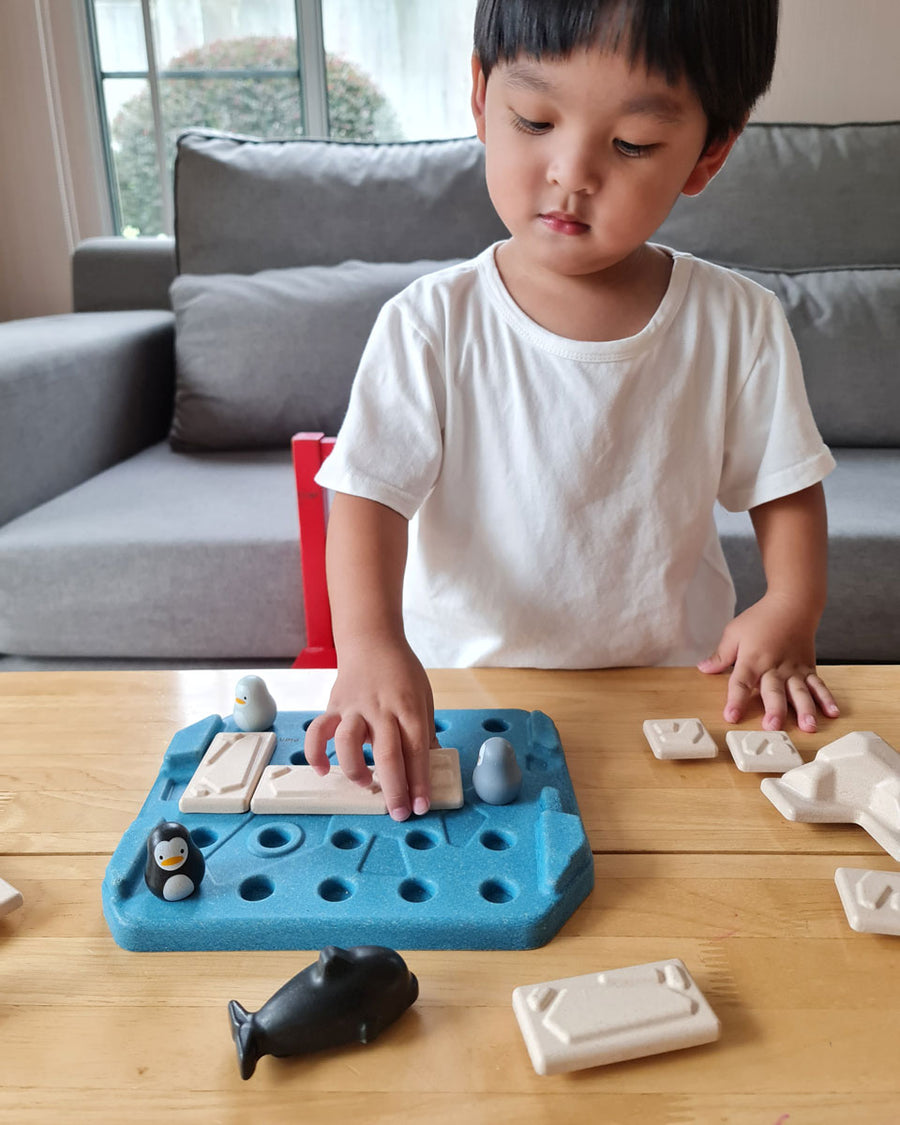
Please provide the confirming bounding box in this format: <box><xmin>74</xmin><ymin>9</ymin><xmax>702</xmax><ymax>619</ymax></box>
<box><xmin>163</xmin><ymin>874</ymin><xmax>195</xmax><ymax>901</ymax></box>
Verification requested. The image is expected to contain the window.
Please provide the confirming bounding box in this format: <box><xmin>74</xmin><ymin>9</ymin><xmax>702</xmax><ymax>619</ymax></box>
<box><xmin>86</xmin><ymin>0</ymin><xmax>478</xmax><ymax>236</ymax></box>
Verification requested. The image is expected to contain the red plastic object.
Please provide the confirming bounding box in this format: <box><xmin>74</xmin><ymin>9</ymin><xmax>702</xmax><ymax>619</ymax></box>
<box><xmin>291</xmin><ymin>433</ymin><xmax>337</xmax><ymax>668</ymax></box>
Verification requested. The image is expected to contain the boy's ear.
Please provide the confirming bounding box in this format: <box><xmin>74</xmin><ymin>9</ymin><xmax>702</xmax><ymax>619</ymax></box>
<box><xmin>681</xmin><ymin>129</ymin><xmax>742</xmax><ymax>197</ymax></box>
<box><xmin>471</xmin><ymin>55</ymin><xmax>487</xmax><ymax>143</ymax></box>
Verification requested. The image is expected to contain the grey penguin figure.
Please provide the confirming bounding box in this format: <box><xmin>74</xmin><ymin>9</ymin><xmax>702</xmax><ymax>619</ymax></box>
<box><xmin>145</xmin><ymin>821</ymin><xmax>205</xmax><ymax>900</ymax></box>
<box><xmin>228</xmin><ymin>946</ymin><xmax>419</xmax><ymax>1079</ymax></box>
<box><xmin>472</xmin><ymin>736</ymin><xmax>523</xmax><ymax>804</ymax></box>
<box><xmin>233</xmin><ymin>674</ymin><xmax>277</xmax><ymax>731</ymax></box>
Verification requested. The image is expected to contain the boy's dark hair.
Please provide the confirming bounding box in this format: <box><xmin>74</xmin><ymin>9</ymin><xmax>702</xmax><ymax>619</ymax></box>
<box><xmin>473</xmin><ymin>0</ymin><xmax>779</xmax><ymax>146</ymax></box>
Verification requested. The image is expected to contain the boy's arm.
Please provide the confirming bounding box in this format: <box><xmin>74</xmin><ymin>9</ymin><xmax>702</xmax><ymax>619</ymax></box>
<box><xmin>303</xmin><ymin>492</ymin><xmax>438</xmax><ymax>821</ymax></box>
<box><xmin>698</xmin><ymin>482</ymin><xmax>840</xmax><ymax>732</ymax></box>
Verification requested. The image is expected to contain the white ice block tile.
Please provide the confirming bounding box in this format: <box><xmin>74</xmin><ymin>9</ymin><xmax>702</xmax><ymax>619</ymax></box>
<box><xmin>250</xmin><ymin>747</ymin><xmax>463</xmax><ymax>814</ymax></box>
<box><xmin>0</xmin><ymin>876</ymin><xmax>24</xmax><ymax>917</ymax></box>
<box><xmin>760</xmin><ymin>731</ymin><xmax>900</xmax><ymax>860</ymax></box>
<box><xmin>834</xmin><ymin>867</ymin><xmax>900</xmax><ymax>935</ymax></box>
<box><xmin>512</xmin><ymin>958</ymin><xmax>721</xmax><ymax>1076</ymax></box>
<box><xmin>643</xmin><ymin>719</ymin><xmax>718</xmax><ymax>760</ymax></box>
<box><xmin>725</xmin><ymin>730</ymin><xmax>803</xmax><ymax>773</ymax></box>
<box><xmin>179</xmin><ymin>731</ymin><xmax>276</xmax><ymax>814</ymax></box>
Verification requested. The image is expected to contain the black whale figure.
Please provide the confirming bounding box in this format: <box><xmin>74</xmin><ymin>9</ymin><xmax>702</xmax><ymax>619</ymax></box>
<box><xmin>228</xmin><ymin>945</ymin><xmax>419</xmax><ymax>1079</ymax></box>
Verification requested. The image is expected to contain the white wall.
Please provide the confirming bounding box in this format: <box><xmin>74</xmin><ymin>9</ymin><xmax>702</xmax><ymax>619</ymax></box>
<box><xmin>1</xmin><ymin>0</ymin><xmax>899</xmax><ymax>321</ymax></box>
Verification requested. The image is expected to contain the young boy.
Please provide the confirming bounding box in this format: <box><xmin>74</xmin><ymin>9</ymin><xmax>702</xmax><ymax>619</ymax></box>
<box><xmin>306</xmin><ymin>0</ymin><xmax>839</xmax><ymax>820</ymax></box>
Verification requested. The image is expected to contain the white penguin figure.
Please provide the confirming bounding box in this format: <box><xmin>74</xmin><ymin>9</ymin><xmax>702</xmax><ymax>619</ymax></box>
<box><xmin>233</xmin><ymin>675</ymin><xmax>277</xmax><ymax>731</ymax></box>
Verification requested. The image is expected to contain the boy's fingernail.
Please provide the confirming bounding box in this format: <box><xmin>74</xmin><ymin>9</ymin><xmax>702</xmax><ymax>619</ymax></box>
<box><xmin>802</xmin><ymin>716</ymin><xmax>817</xmax><ymax>732</ymax></box>
<box><xmin>725</xmin><ymin>707</ymin><xmax>740</xmax><ymax>723</ymax></box>
<box><xmin>390</xmin><ymin>805</ymin><xmax>411</xmax><ymax>822</ymax></box>
<box><xmin>413</xmin><ymin>797</ymin><xmax>430</xmax><ymax>816</ymax></box>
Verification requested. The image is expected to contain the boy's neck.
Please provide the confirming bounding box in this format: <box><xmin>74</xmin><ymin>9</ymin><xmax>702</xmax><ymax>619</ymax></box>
<box><xmin>494</xmin><ymin>240</ymin><xmax>673</xmax><ymax>343</ymax></box>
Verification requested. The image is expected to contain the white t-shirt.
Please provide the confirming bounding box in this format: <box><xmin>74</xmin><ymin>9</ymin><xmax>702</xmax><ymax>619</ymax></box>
<box><xmin>316</xmin><ymin>242</ymin><xmax>835</xmax><ymax>669</ymax></box>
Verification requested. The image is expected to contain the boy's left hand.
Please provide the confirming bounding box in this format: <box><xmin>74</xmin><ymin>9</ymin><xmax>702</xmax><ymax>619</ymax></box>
<box><xmin>698</xmin><ymin>592</ymin><xmax>840</xmax><ymax>733</ymax></box>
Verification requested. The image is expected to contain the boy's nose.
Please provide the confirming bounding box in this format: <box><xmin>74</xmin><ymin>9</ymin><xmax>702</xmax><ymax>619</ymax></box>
<box><xmin>546</xmin><ymin>145</ymin><xmax>601</xmax><ymax>195</ymax></box>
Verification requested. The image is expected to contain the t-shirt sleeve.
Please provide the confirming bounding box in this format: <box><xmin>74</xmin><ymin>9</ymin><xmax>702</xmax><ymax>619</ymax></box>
<box><xmin>717</xmin><ymin>293</ymin><xmax>835</xmax><ymax>512</ymax></box>
<box><xmin>314</xmin><ymin>297</ymin><xmax>445</xmax><ymax>520</ymax></box>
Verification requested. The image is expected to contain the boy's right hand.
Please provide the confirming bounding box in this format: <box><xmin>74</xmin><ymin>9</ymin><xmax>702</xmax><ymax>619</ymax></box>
<box><xmin>303</xmin><ymin>639</ymin><xmax>439</xmax><ymax>821</ymax></box>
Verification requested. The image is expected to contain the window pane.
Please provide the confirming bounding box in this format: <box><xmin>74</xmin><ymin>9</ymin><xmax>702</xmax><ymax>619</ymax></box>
<box><xmin>322</xmin><ymin>0</ymin><xmax>479</xmax><ymax>141</ymax></box>
<box><xmin>105</xmin><ymin>78</ymin><xmax>165</xmax><ymax>236</ymax></box>
<box><xmin>94</xmin><ymin>0</ymin><xmax>147</xmax><ymax>71</ymax></box>
<box><xmin>151</xmin><ymin>0</ymin><xmax>298</xmax><ymax>68</ymax></box>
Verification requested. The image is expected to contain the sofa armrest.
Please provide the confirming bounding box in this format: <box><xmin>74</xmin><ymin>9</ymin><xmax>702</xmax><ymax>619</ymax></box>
<box><xmin>0</xmin><ymin>310</ymin><xmax>175</xmax><ymax>526</ymax></box>
<box><xmin>73</xmin><ymin>236</ymin><xmax>176</xmax><ymax>312</ymax></box>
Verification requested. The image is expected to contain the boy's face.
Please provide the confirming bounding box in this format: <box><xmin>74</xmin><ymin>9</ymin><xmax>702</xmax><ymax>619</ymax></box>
<box><xmin>471</xmin><ymin>46</ymin><xmax>737</xmax><ymax>280</ymax></box>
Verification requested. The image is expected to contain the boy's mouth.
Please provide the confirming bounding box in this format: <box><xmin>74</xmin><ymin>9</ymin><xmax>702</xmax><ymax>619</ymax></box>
<box><xmin>539</xmin><ymin>211</ymin><xmax>591</xmax><ymax>235</ymax></box>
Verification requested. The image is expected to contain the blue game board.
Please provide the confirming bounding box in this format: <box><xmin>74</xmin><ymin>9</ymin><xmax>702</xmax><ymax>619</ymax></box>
<box><xmin>102</xmin><ymin>709</ymin><xmax>594</xmax><ymax>951</ymax></box>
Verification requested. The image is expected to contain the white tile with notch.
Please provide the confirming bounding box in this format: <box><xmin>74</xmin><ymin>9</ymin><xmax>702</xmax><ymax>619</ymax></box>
<box><xmin>725</xmin><ymin>729</ymin><xmax>803</xmax><ymax>773</ymax></box>
<box><xmin>512</xmin><ymin>958</ymin><xmax>721</xmax><ymax>1075</ymax></box>
<box><xmin>834</xmin><ymin>867</ymin><xmax>900</xmax><ymax>935</ymax></box>
<box><xmin>0</xmin><ymin>876</ymin><xmax>24</xmax><ymax>918</ymax></box>
<box><xmin>643</xmin><ymin>719</ymin><xmax>718</xmax><ymax>760</ymax></box>
<box><xmin>250</xmin><ymin>746</ymin><xmax>464</xmax><ymax>814</ymax></box>
<box><xmin>179</xmin><ymin>731</ymin><xmax>276</xmax><ymax>814</ymax></box>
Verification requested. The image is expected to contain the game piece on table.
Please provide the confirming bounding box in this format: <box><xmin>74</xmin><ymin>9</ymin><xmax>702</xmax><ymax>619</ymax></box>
<box><xmin>228</xmin><ymin>945</ymin><xmax>418</xmax><ymax>1079</ymax></box>
<box><xmin>472</xmin><ymin>736</ymin><xmax>523</xmax><ymax>805</ymax></box>
<box><xmin>145</xmin><ymin>822</ymin><xmax>206</xmax><ymax>900</ymax></box>
<box><xmin>234</xmin><ymin>675</ymin><xmax>277</xmax><ymax>732</ymax></box>
<box><xmin>0</xmin><ymin>876</ymin><xmax>24</xmax><ymax>918</ymax></box>
<box><xmin>250</xmin><ymin>746</ymin><xmax>463</xmax><ymax>814</ymax></box>
<box><xmin>724</xmin><ymin>729</ymin><xmax>803</xmax><ymax>773</ymax></box>
<box><xmin>512</xmin><ymin>958</ymin><xmax>721</xmax><ymax>1076</ymax></box>
<box><xmin>179</xmin><ymin>731</ymin><xmax>276</xmax><ymax>813</ymax></box>
<box><xmin>643</xmin><ymin>719</ymin><xmax>718</xmax><ymax>760</ymax></box>
<box><xmin>760</xmin><ymin>731</ymin><xmax>900</xmax><ymax>860</ymax></box>
<box><xmin>834</xmin><ymin>868</ymin><xmax>900</xmax><ymax>936</ymax></box>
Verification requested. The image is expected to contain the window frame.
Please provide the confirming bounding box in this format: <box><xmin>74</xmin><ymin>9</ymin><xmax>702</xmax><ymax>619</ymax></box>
<box><xmin>84</xmin><ymin>0</ymin><xmax>329</xmax><ymax>235</ymax></box>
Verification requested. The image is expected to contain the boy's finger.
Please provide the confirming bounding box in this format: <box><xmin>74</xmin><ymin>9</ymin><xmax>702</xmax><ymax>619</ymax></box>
<box><xmin>759</xmin><ymin>669</ymin><xmax>788</xmax><ymax>730</ymax></box>
<box><xmin>398</xmin><ymin>708</ymin><xmax>437</xmax><ymax>817</ymax></box>
<box><xmin>370</xmin><ymin>719</ymin><xmax>412</xmax><ymax>821</ymax></box>
<box><xmin>785</xmin><ymin>674</ymin><xmax>817</xmax><ymax>733</ymax></box>
<box><xmin>724</xmin><ymin>664</ymin><xmax>758</xmax><ymax>723</ymax></box>
<box><xmin>333</xmin><ymin>713</ymin><xmax>374</xmax><ymax>787</ymax></box>
<box><xmin>304</xmin><ymin>712</ymin><xmax>339</xmax><ymax>774</ymax></box>
<box><xmin>807</xmin><ymin>673</ymin><xmax>840</xmax><ymax>718</ymax></box>
<box><xmin>697</xmin><ymin>639</ymin><xmax>737</xmax><ymax>675</ymax></box>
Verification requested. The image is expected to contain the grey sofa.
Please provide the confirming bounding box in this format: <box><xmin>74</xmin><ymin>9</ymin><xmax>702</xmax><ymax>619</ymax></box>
<box><xmin>1</xmin><ymin>124</ymin><xmax>898</xmax><ymax>670</ymax></box>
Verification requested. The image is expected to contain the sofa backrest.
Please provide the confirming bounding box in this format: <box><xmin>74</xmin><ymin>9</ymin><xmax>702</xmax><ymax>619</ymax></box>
<box><xmin>74</xmin><ymin>123</ymin><xmax>900</xmax><ymax>450</ymax></box>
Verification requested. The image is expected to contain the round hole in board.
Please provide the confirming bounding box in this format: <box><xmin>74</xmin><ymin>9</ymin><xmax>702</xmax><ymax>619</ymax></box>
<box><xmin>189</xmin><ymin>826</ymin><xmax>217</xmax><ymax>849</ymax></box>
<box><xmin>481</xmin><ymin>718</ymin><xmax>510</xmax><ymax>734</ymax></box>
<box><xmin>405</xmin><ymin>829</ymin><xmax>439</xmax><ymax>851</ymax></box>
<box><xmin>289</xmin><ymin>750</ymin><xmax>307</xmax><ymax>765</ymax></box>
<box><xmin>434</xmin><ymin>718</ymin><xmax>449</xmax><ymax>733</ymax></box>
<box><xmin>480</xmin><ymin>829</ymin><xmax>514</xmax><ymax>852</ymax></box>
<box><xmin>247</xmin><ymin>822</ymin><xmax>304</xmax><ymax>859</ymax></box>
<box><xmin>479</xmin><ymin>878</ymin><xmax>516</xmax><ymax>904</ymax></box>
<box><xmin>318</xmin><ymin>877</ymin><xmax>354</xmax><ymax>902</ymax></box>
<box><xmin>239</xmin><ymin>875</ymin><xmax>275</xmax><ymax>902</ymax></box>
<box><xmin>399</xmin><ymin>878</ymin><xmax>435</xmax><ymax>904</ymax></box>
<box><xmin>331</xmin><ymin>829</ymin><xmax>365</xmax><ymax>850</ymax></box>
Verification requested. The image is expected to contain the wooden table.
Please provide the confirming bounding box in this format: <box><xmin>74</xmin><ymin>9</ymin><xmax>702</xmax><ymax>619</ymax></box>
<box><xmin>1</xmin><ymin>666</ymin><xmax>898</xmax><ymax>1124</ymax></box>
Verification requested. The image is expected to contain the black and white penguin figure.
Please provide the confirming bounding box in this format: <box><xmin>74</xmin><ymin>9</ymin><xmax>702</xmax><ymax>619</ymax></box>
<box><xmin>145</xmin><ymin>821</ymin><xmax>205</xmax><ymax>901</ymax></box>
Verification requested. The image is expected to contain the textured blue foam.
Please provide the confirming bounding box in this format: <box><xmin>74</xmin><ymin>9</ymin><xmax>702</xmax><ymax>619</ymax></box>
<box><xmin>102</xmin><ymin>709</ymin><xmax>594</xmax><ymax>951</ymax></box>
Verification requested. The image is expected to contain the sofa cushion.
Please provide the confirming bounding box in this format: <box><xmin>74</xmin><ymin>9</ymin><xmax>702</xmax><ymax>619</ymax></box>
<box><xmin>735</xmin><ymin>267</ymin><xmax>900</xmax><ymax>447</ymax></box>
<box><xmin>715</xmin><ymin>448</ymin><xmax>900</xmax><ymax>662</ymax></box>
<box><xmin>657</xmin><ymin>122</ymin><xmax>900</xmax><ymax>270</ymax></box>
<box><xmin>174</xmin><ymin>131</ymin><xmax>507</xmax><ymax>275</ymax></box>
<box><xmin>0</xmin><ymin>443</ymin><xmax>304</xmax><ymax>659</ymax></box>
<box><xmin>168</xmin><ymin>258</ymin><xmax>459</xmax><ymax>452</ymax></box>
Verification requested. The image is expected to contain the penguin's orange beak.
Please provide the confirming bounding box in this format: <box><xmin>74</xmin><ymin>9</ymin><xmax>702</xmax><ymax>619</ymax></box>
<box><xmin>160</xmin><ymin>857</ymin><xmax>182</xmax><ymax>867</ymax></box>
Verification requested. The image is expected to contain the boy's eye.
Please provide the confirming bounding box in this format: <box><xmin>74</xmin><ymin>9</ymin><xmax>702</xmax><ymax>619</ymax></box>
<box><xmin>615</xmin><ymin>138</ymin><xmax>654</xmax><ymax>158</ymax></box>
<box><xmin>511</xmin><ymin>113</ymin><xmax>551</xmax><ymax>135</ymax></box>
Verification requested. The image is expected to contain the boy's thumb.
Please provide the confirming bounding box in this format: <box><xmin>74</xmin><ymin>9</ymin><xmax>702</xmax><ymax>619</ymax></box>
<box><xmin>697</xmin><ymin>645</ymin><xmax>735</xmax><ymax>674</ymax></box>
